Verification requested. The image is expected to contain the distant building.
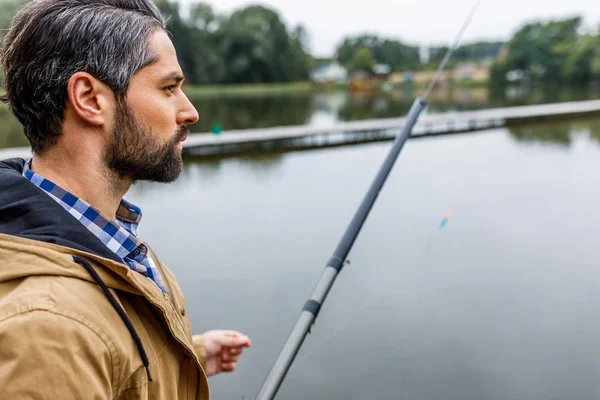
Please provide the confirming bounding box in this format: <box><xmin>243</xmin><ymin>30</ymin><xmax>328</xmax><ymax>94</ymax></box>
<box><xmin>388</xmin><ymin>72</ymin><xmax>410</xmax><ymax>84</ymax></box>
<box><xmin>372</xmin><ymin>64</ymin><xmax>391</xmax><ymax>76</ymax></box>
<box><xmin>310</xmin><ymin>61</ymin><xmax>348</xmax><ymax>84</ymax></box>
<box><xmin>506</xmin><ymin>70</ymin><xmax>525</xmax><ymax>82</ymax></box>
<box><xmin>389</xmin><ymin>70</ymin><xmax>449</xmax><ymax>85</ymax></box>
<box><xmin>419</xmin><ymin>45</ymin><xmax>430</xmax><ymax>64</ymax></box>
<box><xmin>453</xmin><ymin>62</ymin><xmax>490</xmax><ymax>81</ymax></box>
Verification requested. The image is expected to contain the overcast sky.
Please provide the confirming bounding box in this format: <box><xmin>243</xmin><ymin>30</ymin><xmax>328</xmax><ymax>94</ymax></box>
<box><xmin>179</xmin><ymin>0</ymin><xmax>600</xmax><ymax>57</ymax></box>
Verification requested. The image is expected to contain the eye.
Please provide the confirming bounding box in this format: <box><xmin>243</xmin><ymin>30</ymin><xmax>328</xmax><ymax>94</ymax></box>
<box><xmin>163</xmin><ymin>85</ymin><xmax>176</xmax><ymax>94</ymax></box>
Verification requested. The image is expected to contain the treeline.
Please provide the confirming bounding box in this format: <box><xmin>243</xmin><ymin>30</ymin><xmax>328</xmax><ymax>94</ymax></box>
<box><xmin>0</xmin><ymin>0</ymin><xmax>506</xmax><ymax>85</ymax></box>
<box><xmin>491</xmin><ymin>16</ymin><xmax>600</xmax><ymax>86</ymax></box>
<box><xmin>0</xmin><ymin>0</ymin><xmax>313</xmax><ymax>85</ymax></box>
<box><xmin>428</xmin><ymin>42</ymin><xmax>505</xmax><ymax>65</ymax></box>
<box><xmin>335</xmin><ymin>35</ymin><xmax>420</xmax><ymax>72</ymax></box>
<box><xmin>333</xmin><ymin>35</ymin><xmax>503</xmax><ymax>74</ymax></box>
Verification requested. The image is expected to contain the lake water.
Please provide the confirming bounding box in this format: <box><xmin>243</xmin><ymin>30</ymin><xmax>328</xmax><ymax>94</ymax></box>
<box><xmin>123</xmin><ymin>118</ymin><xmax>600</xmax><ymax>400</ymax></box>
<box><xmin>3</xmin><ymin>87</ymin><xmax>600</xmax><ymax>399</ymax></box>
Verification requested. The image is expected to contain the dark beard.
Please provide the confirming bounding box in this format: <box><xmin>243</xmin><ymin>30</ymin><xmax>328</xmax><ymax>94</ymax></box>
<box><xmin>105</xmin><ymin>99</ymin><xmax>188</xmax><ymax>184</ymax></box>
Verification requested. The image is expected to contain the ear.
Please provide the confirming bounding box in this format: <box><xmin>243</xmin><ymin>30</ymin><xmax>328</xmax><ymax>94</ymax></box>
<box><xmin>66</xmin><ymin>72</ymin><xmax>114</xmax><ymax>126</ymax></box>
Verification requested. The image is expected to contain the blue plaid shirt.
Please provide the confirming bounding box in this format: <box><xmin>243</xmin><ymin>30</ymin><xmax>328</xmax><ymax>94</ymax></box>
<box><xmin>22</xmin><ymin>159</ymin><xmax>167</xmax><ymax>293</ymax></box>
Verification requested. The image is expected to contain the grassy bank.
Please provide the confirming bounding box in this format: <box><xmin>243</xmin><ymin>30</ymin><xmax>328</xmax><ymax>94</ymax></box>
<box><xmin>183</xmin><ymin>79</ymin><xmax>491</xmax><ymax>98</ymax></box>
<box><xmin>1</xmin><ymin>79</ymin><xmax>490</xmax><ymax>104</ymax></box>
<box><xmin>387</xmin><ymin>78</ymin><xmax>489</xmax><ymax>90</ymax></box>
<box><xmin>182</xmin><ymin>81</ymin><xmax>313</xmax><ymax>97</ymax></box>
<box><xmin>0</xmin><ymin>83</ymin><xmax>315</xmax><ymax>106</ymax></box>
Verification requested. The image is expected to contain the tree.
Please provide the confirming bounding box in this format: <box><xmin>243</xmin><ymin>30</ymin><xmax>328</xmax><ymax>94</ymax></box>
<box><xmin>377</xmin><ymin>39</ymin><xmax>420</xmax><ymax>70</ymax></box>
<box><xmin>0</xmin><ymin>0</ymin><xmax>28</xmax><ymax>81</ymax></box>
<box><xmin>214</xmin><ymin>5</ymin><xmax>309</xmax><ymax>83</ymax></box>
<box><xmin>152</xmin><ymin>1</ymin><xmax>310</xmax><ymax>84</ymax></box>
<box><xmin>0</xmin><ymin>0</ymin><xmax>27</xmax><ymax>42</ymax></box>
<box><xmin>500</xmin><ymin>17</ymin><xmax>583</xmax><ymax>83</ymax></box>
<box><xmin>155</xmin><ymin>0</ymin><xmax>198</xmax><ymax>81</ymax></box>
<box><xmin>335</xmin><ymin>35</ymin><xmax>419</xmax><ymax>72</ymax></box>
<box><xmin>428</xmin><ymin>46</ymin><xmax>450</xmax><ymax>65</ymax></box>
<box><xmin>185</xmin><ymin>2</ymin><xmax>225</xmax><ymax>84</ymax></box>
<box><xmin>563</xmin><ymin>34</ymin><xmax>596</xmax><ymax>84</ymax></box>
<box><xmin>453</xmin><ymin>41</ymin><xmax>505</xmax><ymax>62</ymax></box>
<box><xmin>488</xmin><ymin>16</ymin><xmax>600</xmax><ymax>86</ymax></box>
<box><xmin>291</xmin><ymin>24</ymin><xmax>310</xmax><ymax>54</ymax></box>
<box><xmin>348</xmin><ymin>47</ymin><xmax>375</xmax><ymax>73</ymax></box>
<box><xmin>189</xmin><ymin>2</ymin><xmax>216</xmax><ymax>30</ymax></box>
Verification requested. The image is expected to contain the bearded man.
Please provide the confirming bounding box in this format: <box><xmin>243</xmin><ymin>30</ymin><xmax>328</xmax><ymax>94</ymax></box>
<box><xmin>0</xmin><ymin>1</ymin><xmax>251</xmax><ymax>398</ymax></box>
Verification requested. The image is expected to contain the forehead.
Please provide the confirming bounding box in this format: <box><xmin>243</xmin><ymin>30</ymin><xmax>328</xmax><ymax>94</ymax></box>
<box><xmin>138</xmin><ymin>30</ymin><xmax>182</xmax><ymax>80</ymax></box>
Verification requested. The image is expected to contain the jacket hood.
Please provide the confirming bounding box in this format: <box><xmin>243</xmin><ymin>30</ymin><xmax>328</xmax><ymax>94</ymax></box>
<box><xmin>0</xmin><ymin>158</ymin><xmax>152</xmax><ymax>294</ymax></box>
<box><xmin>0</xmin><ymin>157</ymin><xmax>122</xmax><ymax>264</ymax></box>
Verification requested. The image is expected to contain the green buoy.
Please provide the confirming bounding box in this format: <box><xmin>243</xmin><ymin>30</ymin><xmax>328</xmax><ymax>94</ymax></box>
<box><xmin>211</xmin><ymin>124</ymin><xmax>223</xmax><ymax>135</ymax></box>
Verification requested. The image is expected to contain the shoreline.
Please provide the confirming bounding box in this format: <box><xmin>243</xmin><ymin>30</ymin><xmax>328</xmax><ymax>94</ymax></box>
<box><xmin>179</xmin><ymin>80</ymin><xmax>492</xmax><ymax>98</ymax></box>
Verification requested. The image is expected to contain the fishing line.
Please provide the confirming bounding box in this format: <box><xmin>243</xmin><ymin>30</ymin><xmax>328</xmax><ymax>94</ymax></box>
<box><xmin>291</xmin><ymin>210</ymin><xmax>454</xmax><ymax>369</ymax></box>
<box><xmin>255</xmin><ymin>2</ymin><xmax>480</xmax><ymax>396</ymax></box>
<box><xmin>423</xmin><ymin>0</ymin><xmax>481</xmax><ymax>100</ymax></box>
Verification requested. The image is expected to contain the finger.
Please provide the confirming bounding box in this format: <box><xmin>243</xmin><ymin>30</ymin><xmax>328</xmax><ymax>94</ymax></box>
<box><xmin>224</xmin><ymin>331</ymin><xmax>252</xmax><ymax>347</ymax></box>
<box><xmin>221</xmin><ymin>348</ymin><xmax>232</xmax><ymax>361</ymax></box>
<box><xmin>225</xmin><ymin>352</ymin><xmax>242</xmax><ymax>363</ymax></box>
<box><xmin>221</xmin><ymin>362</ymin><xmax>237</xmax><ymax>372</ymax></box>
<box><xmin>221</xmin><ymin>347</ymin><xmax>242</xmax><ymax>361</ymax></box>
<box><xmin>218</xmin><ymin>331</ymin><xmax>252</xmax><ymax>348</ymax></box>
<box><xmin>228</xmin><ymin>347</ymin><xmax>244</xmax><ymax>356</ymax></box>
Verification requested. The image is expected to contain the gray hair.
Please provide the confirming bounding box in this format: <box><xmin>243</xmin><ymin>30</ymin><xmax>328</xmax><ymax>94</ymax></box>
<box><xmin>0</xmin><ymin>0</ymin><xmax>166</xmax><ymax>154</ymax></box>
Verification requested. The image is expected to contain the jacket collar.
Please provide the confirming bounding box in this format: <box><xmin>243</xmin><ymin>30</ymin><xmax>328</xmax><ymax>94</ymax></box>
<box><xmin>0</xmin><ymin>157</ymin><xmax>123</xmax><ymax>264</ymax></box>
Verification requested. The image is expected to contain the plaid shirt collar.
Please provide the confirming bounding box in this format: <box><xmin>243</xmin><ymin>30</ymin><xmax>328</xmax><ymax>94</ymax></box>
<box><xmin>22</xmin><ymin>160</ymin><xmax>144</xmax><ymax>260</ymax></box>
<box><xmin>21</xmin><ymin>159</ymin><xmax>168</xmax><ymax>293</ymax></box>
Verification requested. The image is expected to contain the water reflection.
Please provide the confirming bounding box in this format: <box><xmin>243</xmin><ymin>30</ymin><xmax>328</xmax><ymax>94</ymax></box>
<box><xmin>578</xmin><ymin>119</ymin><xmax>600</xmax><ymax>144</ymax></box>
<box><xmin>1</xmin><ymin>85</ymin><xmax>599</xmax><ymax>149</ymax></box>
<box><xmin>499</xmin><ymin>84</ymin><xmax>600</xmax><ymax>106</ymax></box>
<box><xmin>508</xmin><ymin>124</ymin><xmax>572</xmax><ymax>146</ymax></box>
<box><xmin>507</xmin><ymin>118</ymin><xmax>600</xmax><ymax>147</ymax></box>
<box><xmin>189</xmin><ymin>93</ymin><xmax>314</xmax><ymax>132</ymax></box>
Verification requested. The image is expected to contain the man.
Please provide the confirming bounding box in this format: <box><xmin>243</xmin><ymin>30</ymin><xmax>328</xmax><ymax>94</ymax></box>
<box><xmin>0</xmin><ymin>0</ymin><xmax>251</xmax><ymax>398</ymax></box>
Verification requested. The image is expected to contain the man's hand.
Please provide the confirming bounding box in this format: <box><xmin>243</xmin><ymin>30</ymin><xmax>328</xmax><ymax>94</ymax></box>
<box><xmin>202</xmin><ymin>330</ymin><xmax>251</xmax><ymax>377</ymax></box>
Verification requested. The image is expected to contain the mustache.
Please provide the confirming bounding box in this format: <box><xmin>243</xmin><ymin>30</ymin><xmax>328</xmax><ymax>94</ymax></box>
<box><xmin>175</xmin><ymin>126</ymin><xmax>189</xmax><ymax>141</ymax></box>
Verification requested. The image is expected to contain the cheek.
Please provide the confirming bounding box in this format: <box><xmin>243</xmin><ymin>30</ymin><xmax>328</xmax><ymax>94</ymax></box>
<box><xmin>128</xmin><ymin>91</ymin><xmax>177</xmax><ymax>138</ymax></box>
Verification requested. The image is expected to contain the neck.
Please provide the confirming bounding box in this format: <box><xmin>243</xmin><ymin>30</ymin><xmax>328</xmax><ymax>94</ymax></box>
<box><xmin>30</xmin><ymin>146</ymin><xmax>130</xmax><ymax>221</ymax></box>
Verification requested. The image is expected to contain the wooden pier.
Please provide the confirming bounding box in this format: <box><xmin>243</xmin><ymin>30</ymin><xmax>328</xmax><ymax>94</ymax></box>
<box><xmin>2</xmin><ymin>99</ymin><xmax>600</xmax><ymax>160</ymax></box>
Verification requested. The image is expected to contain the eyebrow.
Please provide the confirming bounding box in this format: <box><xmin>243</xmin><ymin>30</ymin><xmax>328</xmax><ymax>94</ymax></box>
<box><xmin>160</xmin><ymin>72</ymin><xmax>185</xmax><ymax>84</ymax></box>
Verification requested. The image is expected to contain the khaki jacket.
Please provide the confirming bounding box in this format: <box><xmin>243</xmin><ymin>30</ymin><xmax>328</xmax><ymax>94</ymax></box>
<box><xmin>0</xmin><ymin>233</ymin><xmax>210</xmax><ymax>399</ymax></box>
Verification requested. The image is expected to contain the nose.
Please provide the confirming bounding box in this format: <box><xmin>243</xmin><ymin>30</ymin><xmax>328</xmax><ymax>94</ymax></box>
<box><xmin>177</xmin><ymin>93</ymin><xmax>199</xmax><ymax>126</ymax></box>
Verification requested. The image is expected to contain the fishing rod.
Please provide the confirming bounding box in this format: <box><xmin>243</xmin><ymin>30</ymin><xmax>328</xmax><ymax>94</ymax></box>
<box><xmin>254</xmin><ymin>3</ymin><xmax>480</xmax><ymax>399</ymax></box>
